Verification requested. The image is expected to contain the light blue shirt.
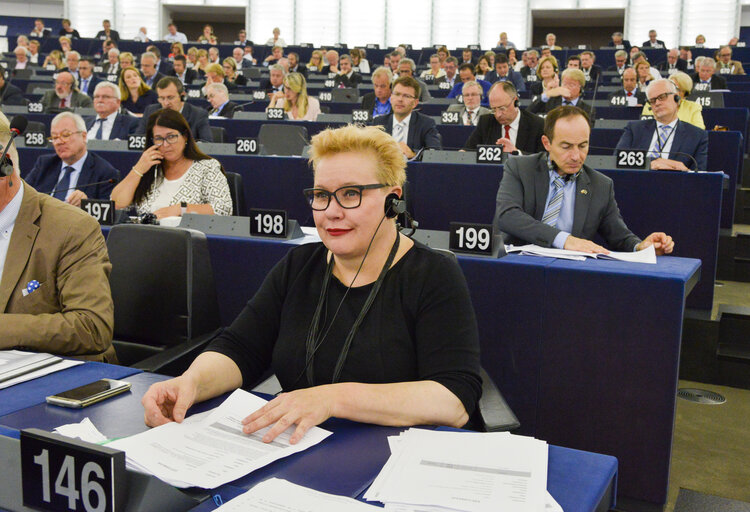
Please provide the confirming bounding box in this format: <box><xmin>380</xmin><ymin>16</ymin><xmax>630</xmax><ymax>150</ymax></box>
<box><xmin>55</xmin><ymin>153</ymin><xmax>87</xmax><ymax>200</ymax></box>
<box><xmin>0</xmin><ymin>181</ymin><xmax>25</xmax><ymax>279</ymax></box>
<box><xmin>544</xmin><ymin>164</ymin><xmax>579</xmax><ymax>249</ymax></box>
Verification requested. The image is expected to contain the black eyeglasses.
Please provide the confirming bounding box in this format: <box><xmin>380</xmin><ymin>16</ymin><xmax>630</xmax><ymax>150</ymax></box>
<box><xmin>303</xmin><ymin>184</ymin><xmax>385</xmax><ymax>210</ymax></box>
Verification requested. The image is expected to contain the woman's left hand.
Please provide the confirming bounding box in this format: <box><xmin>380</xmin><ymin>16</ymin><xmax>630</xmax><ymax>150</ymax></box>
<box><xmin>241</xmin><ymin>386</ymin><xmax>337</xmax><ymax>444</ymax></box>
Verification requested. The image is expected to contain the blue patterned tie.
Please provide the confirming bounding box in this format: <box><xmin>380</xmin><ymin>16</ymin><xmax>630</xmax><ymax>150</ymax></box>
<box><xmin>542</xmin><ymin>176</ymin><xmax>565</xmax><ymax>227</ymax></box>
<box><xmin>649</xmin><ymin>124</ymin><xmax>672</xmax><ymax>159</ymax></box>
<box><xmin>54</xmin><ymin>166</ymin><xmax>74</xmax><ymax>200</ymax></box>
<box><xmin>94</xmin><ymin>118</ymin><xmax>104</xmax><ymax>140</ymax></box>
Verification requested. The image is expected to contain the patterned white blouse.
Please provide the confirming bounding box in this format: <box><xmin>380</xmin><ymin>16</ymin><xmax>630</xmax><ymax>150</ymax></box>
<box><xmin>136</xmin><ymin>158</ymin><xmax>233</xmax><ymax>216</ymax></box>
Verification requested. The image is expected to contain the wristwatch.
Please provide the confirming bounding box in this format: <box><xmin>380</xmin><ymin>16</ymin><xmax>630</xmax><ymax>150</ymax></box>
<box><xmin>180</xmin><ymin>201</ymin><xmax>187</xmax><ymax>216</ymax></box>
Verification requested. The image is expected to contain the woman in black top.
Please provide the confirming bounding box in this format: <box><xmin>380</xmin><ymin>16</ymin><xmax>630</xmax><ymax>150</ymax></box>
<box><xmin>142</xmin><ymin>125</ymin><xmax>482</xmax><ymax>444</ymax></box>
<box><xmin>58</xmin><ymin>19</ymin><xmax>80</xmax><ymax>39</ymax></box>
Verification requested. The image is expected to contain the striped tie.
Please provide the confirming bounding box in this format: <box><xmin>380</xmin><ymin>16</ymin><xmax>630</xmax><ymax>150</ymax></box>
<box><xmin>541</xmin><ymin>176</ymin><xmax>565</xmax><ymax>227</ymax></box>
<box><xmin>393</xmin><ymin>122</ymin><xmax>405</xmax><ymax>143</ymax></box>
<box><xmin>649</xmin><ymin>124</ymin><xmax>672</xmax><ymax>159</ymax></box>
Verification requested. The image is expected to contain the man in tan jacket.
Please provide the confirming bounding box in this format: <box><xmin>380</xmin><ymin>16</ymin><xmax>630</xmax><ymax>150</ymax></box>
<box><xmin>0</xmin><ymin>112</ymin><xmax>115</xmax><ymax>362</ymax></box>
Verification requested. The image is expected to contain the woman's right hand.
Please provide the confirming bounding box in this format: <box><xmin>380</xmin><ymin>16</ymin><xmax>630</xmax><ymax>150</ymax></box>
<box><xmin>133</xmin><ymin>145</ymin><xmax>163</xmax><ymax>176</ymax></box>
<box><xmin>142</xmin><ymin>375</ymin><xmax>199</xmax><ymax>427</ymax></box>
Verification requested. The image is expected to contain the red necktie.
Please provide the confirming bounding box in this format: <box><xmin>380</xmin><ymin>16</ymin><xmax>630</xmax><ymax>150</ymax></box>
<box><xmin>504</xmin><ymin>125</ymin><xmax>511</xmax><ymax>139</ymax></box>
<box><xmin>60</xmin><ymin>98</ymin><xmax>66</xmax><ymax>108</ymax></box>
<box><xmin>627</xmin><ymin>91</ymin><xmax>633</xmax><ymax>97</ymax></box>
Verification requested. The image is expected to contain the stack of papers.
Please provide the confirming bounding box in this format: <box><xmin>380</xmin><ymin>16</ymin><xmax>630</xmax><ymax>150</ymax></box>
<box><xmin>0</xmin><ymin>350</ymin><xmax>82</xmax><ymax>389</ymax></box>
<box><xmin>364</xmin><ymin>429</ymin><xmax>557</xmax><ymax>512</ymax></box>
<box><xmin>108</xmin><ymin>389</ymin><xmax>332</xmax><ymax>488</ymax></box>
<box><xmin>215</xmin><ymin>478</ymin><xmax>378</xmax><ymax>511</ymax></box>
<box><xmin>506</xmin><ymin>243</ymin><xmax>657</xmax><ymax>264</ymax></box>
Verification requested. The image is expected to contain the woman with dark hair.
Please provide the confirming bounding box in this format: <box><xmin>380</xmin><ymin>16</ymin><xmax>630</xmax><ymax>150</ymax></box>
<box><xmin>110</xmin><ymin>109</ymin><xmax>232</xmax><ymax>218</ymax></box>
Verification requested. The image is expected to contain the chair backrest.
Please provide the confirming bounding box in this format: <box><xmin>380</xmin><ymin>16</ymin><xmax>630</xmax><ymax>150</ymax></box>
<box><xmin>331</xmin><ymin>88</ymin><xmax>359</xmax><ymax>103</ymax></box>
<box><xmin>246</xmin><ymin>67</ymin><xmax>261</xmax><ymax>79</ymax></box>
<box><xmin>258</xmin><ymin>123</ymin><xmax>309</xmax><ymax>156</ymax></box>
<box><xmin>12</xmin><ymin>68</ymin><xmax>33</xmax><ymax>80</ymax></box>
<box><xmin>26</xmin><ymin>120</ymin><xmax>48</xmax><ymax>137</ymax></box>
<box><xmin>211</xmin><ymin>125</ymin><xmax>227</xmax><ymax>143</ymax></box>
<box><xmin>106</xmin><ymin>225</ymin><xmax>220</xmax><ymax>348</ymax></box>
<box><xmin>224</xmin><ymin>171</ymin><xmax>245</xmax><ymax>216</ymax></box>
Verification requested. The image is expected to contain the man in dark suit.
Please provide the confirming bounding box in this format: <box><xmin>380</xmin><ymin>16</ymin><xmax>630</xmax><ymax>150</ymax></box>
<box><xmin>86</xmin><ymin>82</ymin><xmax>136</xmax><ymax>140</ymax></box>
<box><xmin>519</xmin><ymin>50</ymin><xmax>539</xmax><ymax>82</ymax></box>
<box><xmin>205</xmin><ymin>82</ymin><xmax>238</xmax><ymax>118</ymax></box>
<box><xmin>608</xmin><ymin>32</ymin><xmax>632</xmax><ymax>53</ymax></box>
<box><xmin>26</xmin><ymin>112</ymin><xmax>120</xmax><ymax>204</ymax></box>
<box><xmin>95</xmin><ymin>20</ymin><xmax>120</xmax><ymax>43</ymax></box>
<box><xmin>260</xmin><ymin>65</ymin><xmax>286</xmax><ymax>94</ymax></box>
<box><xmin>461</xmin><ymin>49</ymin><xmax>477</xmax><ymax>67</ymax></box>
<box><xmin>616</xmin><ymin>78</ymin><xmax>708</xmax><ymax>171</ymax></box>
<box><xmin>463</xmin><ymin>81</ymin><xmax>544</xmax><ymax>153</ymax></box>
<box><xmin>41</xmin><ymin>71</ymin><xmax>93</xmax><ymax>112</ymax></box>
<box><xmin>170</xmin><ymin>55</ymin><xmax>199</xmax><ymax>85</ymax></box>
<box><xmin>136</xmin><ymin>77</ymin><xmax>213</xmax><ymax>142</ymax></box>
<box><xmin>528</xmin><ymin>68</ymin><xmax>595</xmax><ymax>124</ymax></box>
<box><xmin>608</xmin><ymin>50</ymin><xmax>628</xmax><ymax>75</ymax></box>
<box><xmin>140</xmin><ymin>52</ymin><xmax>166</xmax><ymax>89</ymax></box>
<box><xmin>657</xmin><ymin>49</ymin><xmax>688</xmax><ymax>75</ymax></box>
<box><xmin>484</xmin><ymin>54</ymin><xmax>526</xmax><ymax>92</ymax></box>
<box><xmin>691</xmin><ymin>59</ymin><xmax>727</xmax><ymax>90</ymax></box>
<box><xmin>333</xmin><ymin>55</ymin><xmax>362</xmax><ymax>89</ymax></box>
<box><xmin>76</xmin><ymin>59</ymin><xmax>101</xmax><ymax>97</ymax></box>
<box><xmin>607</xmin><ymin>68</ymin><xmax>647</xmax><ymax>106</ymax></box>
<box><xmin>396</xmin><ymin>58</ymin><xmax>431</xmax><ymax>101</ymax></box>
<box><xmin>642</xmin><ymin>30</ymin><xmax>666</xmax><ymax>49</ymax></box>
<box><xmin>495</xmin><ymin>105</ymin><xmax>674</xmax><ymax>254</ymax></box>
<box><xmin>0</xmin><ymin>69</ymin><xmax>25</xmax><ymax>106</ymax></box>
<box><xmin>288</xmin><ymin>52</ymin><xmax>308</xmax><ymax>79</ymax></box>
<box><xmin>372</xmin><ymin>76</ymin><xmax>442</xmax><ymax>158</ymax></box>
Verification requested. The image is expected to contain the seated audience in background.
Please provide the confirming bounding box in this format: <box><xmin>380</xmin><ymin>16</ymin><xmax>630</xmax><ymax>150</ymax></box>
<box><xmin>198</xmin><ymin>24</ymin><xmax>218</xmax><ymax>45</ymax></box>
<box><xmin>373</xmin><ymin>76</ymin><xmax>442</xmax><ymax>158</ymax></box>
<box><xmin>206</xmin><ymin>82</ymin><xmax>238</xmax><ymax>118</ymax></box>
<box><xmin>307</xmin><ymin>50</ymin><xmax>324</xmax><ymax>73</ymax></box>
<box><xmin>76</xmin><ymin>59</ymin><xmax>101</xmax><ymax>97</ymax></box>
<box><xmin>447</xmin><ymin>64</ymin><xmax>491</xmax><ymax>105</ymax></box>
<box><xmin>507</xmin><ymin>48</ymin><xmax>521</xmax><ymax>71</ymax></box>
<box><xmin>30</xmin><ymin>18</ymin><xmax>51</xmax><ymax>38</ymax></box>
<box><xmin>147</xmin><ymin>45</ymin><xmax>173</xmax><ymax>77</ymax></box>
<box><xmin>609</xmin><ymin>50</ymin><xmax>628</xmax><ymax>75</ymax></box>
<box><xmin>485</xmin><ymin>53</ymin><xmax>526</xmax><ymax>92</ymax></box>
<box><xmin>95</xmin><ymin>19</ymin><xmax>120</xmax><ymax>43</ymax></box>
<box><xmin>186</xmin><ymin>47</ymin><xmax>199</xmax><ymax>69</ymax></box>
<box><xmin>420</xmin><ymin>54</ymin><xmax>445</xmax><ymax>80</ymax></box>
<box><xmin>208</xmin><ymin>47</ymin><xmax>221</xmax><ymax>65</ymax></box>
<box><xmin>496</xmin><ymin>106</ymin><xmax>674</xmax><ymax>254</ymax></box>
<box><xmin>41</xmin><ymin>71</ymin><xmax>93</xmax><ymax>112</ymax></box>
<box><xmin>388</xmin><ymin>51</ymin><xmax>401</xmax><ymax>75</ymax></box>
<box><xmin>528</xmin><ymin>68</ymin><xmax>595</xmax><ymax>123</ymax></box>
<box><xmin>261</xmin><ymin>64</ymin><xmax>286</xmax><ymax>94</ymax></box>
<box><xmin>13</xmin><ymin>47</ymin><xmax>32</xmax><ymax>70</ymax></box>
<box><xmin>165</xmin><ymin>23</ymin><xmax>188</xmax><ymax>44</ymax></box>
<box><xmin>579</xmin><ymin>51</ymin><xmax>602</xmax><ymax>85</ymax></box>
<box><xmin>170</xmin><ymin>55</ymin><xmax>199</xmax><ymax>85</ymax></box>
<box><xmin>222</xmin><ymin>58</ymin><xmax>248</xmax><ymax>88</ymax></box>
<box><xmin>102</xmin><ymin>48</ymin><xmax>120</xmax><ymax>75</ymax></box>
<box><xmin>497</xmin><ymin>32</ymin><xmax>516</xmax><ymax>49</ymax></box>
<box><xmin>334</xmin><ymin>55</ymin><xmax>363</xmax><ymax>88</ymax></box>
<box><xmin>680</xmin><ymin>47</ymin><xmax>695</xmax><ymax>71</ymax></box>
<box><xmin>350</xmin><ymin>49</ymin><xmax>370</xmax><ymax>74</ymax></box>
<box><xmin>16</xmin><ymin>34</ymin><xmax>29</xmax><ymax>47</ymax></box>
<box><xmin>475</xmin><ymin>55</ymin><xmax>492</xmax><ymax>80</ymax></box>
<box><xmin>28</xmin><ymin>40</ymin><xmax>41</xmax><ymax>64</ymax></box>
<box><xmin>628</xmin><ymin>46</ymin><xmax>641</xmax><ymax>66</ymax></box>
<box><xmin>449</xmin><ymin>81</ymin><xmax>490</xmax><ymax>126</ymax></box>
<box><xmin>642</xmin><ymin>71</ymin><xmax>705</xmax><ymax>129</ymax></box>
<box><xmin>141</xmin><ymin>52</ymin><xmax>166</xmax><ymax>88</ymax></box>
<box><xmin>99</xmin><ymin>39</ymin><xmax>116</xmax><ymax>60</ymax></box>
<box><xmin>134</xmin><ymin>27</ymin><xmax>149</xmax><ymax>43</ymax></box>
<box><xmin>59</xmin><ymin>36</ymin><xmax>72</xmax><ymax>55</ymax></box>
<box><xmin>715</xmin><ymin>46</ymin><xmax>745</xmax><ymax>75</ymax></box>
<box><xmin>635</xmin><ymin>60</ymin><xmax>655</xmax><ymax>89</ymax></box>
<box><xmin>120</xmin><ymin>66</ymin><xmax>158</xmax><ymax>115</ymax></box>
<box><xmin>566</xmin><ymin>55</ymin><xmax>581</xmax><ymax>69</ymax></box>
<box><xmin>520</xmin><ymin>50</ymin><xmax>539</xmax><ymax>81</ymax></box>
<box><xmin>434</xmin><ymin>57</ymin><xmax>459</xmax><ymax>89</ymax></box>
<box><xmin>266</xmin><ymin>27</ymin><xmax>286</xmax><ymax>47</ymax></box>
<box><xmin>288</xmin><ymin>52</ymin><xmax>308</xmax><ymax>78</ymax></box>
<box><xmin>204</xmin><ymin>63</ymin><xmax>233</xmax><ymax>91</ymax></box>
<box><xmin>26</xmin><ymin>112</ymin><xmax>120</xmax><ymax>205</ymax></box>
<box><xmin>264</xmin><ymin>46</ymin><xmax>284</xmax><ymax>67</ymax></box>
<box><xmin>540</xmin><ymin>47</ymin><xmax>552</xmax><ymax>59</ymax></box>
<box><xmin>608</xmin><ymin>67</ymin><xmax>647</xmax><ymax>106</ymax></box>
<box><xmin>463</xmin><ymin>81</ymin><xmax>544</xmax><ymax>153</ymax></box>
<box><xmin>642</xmin><ymin>29</ymin><xmax>666</xmax><ymax>48</ymax></box>
<box><xmin>361</xmin><ymin>67</ymin><xmax>393</xmax><ymax>119</ymax></box>
<box><xmin>0</xmin><ymin>112</ymin><xmax>115</xmax><ymax>362</ymax></box>
<box><xmin>58</xmin><ymin>19</ymin><xmax>80</xmax><ymax>39</ymax></box>
<box><xmin>43</xmin><ymin>50</ymin><xmax>65</xmax><ymax>71</ymax></box>
<box><xmin>616</xmin><ymin>79</ymin><xmax>708</xmax><ymax>171</ymax></box>
<box><xmin>0</xmin><ymin>69</ymin><xmax>25</xmax><ymax>105</ymax></box>
<box><xmin>113</xmin><ymin>109</ymin><xmax>231</xmax><ymax>218</ymax></box>
<box><xmin>695</xmin><ymin>34</ymin><xmax>706</xmax><ymax>46</ymax></box>
<box><xmin>170</xmin><ymin>42</ymin><xmax>185</xmax><ymax>59</ymax></box>
<box><xmin>396</xmin><ymin>58</ymin><xmax>431</xmax><ymax>101</ymax></box>
<box><xmin>691</xmin><ymin>58</ymin><xmax>727</xmax><ymax>89</ymax></box>
<box><xmin>383</xmin><ymin>54</ymin><xmax>391</xmax><ymax>69</ymax></box>
<box><xmin>196</xmin><ymin>49</ymin><xmax>210</xmax><ymax>75</ymax></box>
<box><xmin>86</xmin><ymin>81</ymin><xmax>137</xmax><ymax>140</ymax></box>
<box><xmin>235</xmin><ymin>29</ymin><xmax>251</xmax><ymax>47</ymax></box>
<box><xmin>461</xmin><ymin>49</ymin><xmax>477</xmax><ymax>66</ymax></box>
<box><xmin>138</xmin><ymin>77</ymin><xmax>213</xmax><ymax>142</ymax></box>
<box><xmin>528</xmin><ymin>55</ymin><xmax>558</xmax><ymax>96</ymax></box>
<box><xmin>140</xmin><ymin>122</ymin><xmax>481</xmax><ymax>440</ymax></box>
<box><xmin>323</xmin><ymin>50</ymin><xmax>340</xmax><ymax>75</ymax></box>
<box><xmin>267</xmin><ymin>72</ymin><xmax>321</xmax><ymax>121</ymax></box>
<box><xmin>658</xmin><ymin>48</ymin><xmax>688</xmax><ymax>76</ymax></box>
<box><xmin>118</xmin><ymin>51</ymin><xmax>134</xmax><ymax>71</ymax></box>
<box><xmin>437</xmin><ymin>46</ymin><xmax>450</xmax><ymax>66</ymax></box>
<box><xmin>545</xmin><ymin>33</ymin><xmax>561</xmax><ymax>50</ymax></box>
<box><xmin>63</xmin><ymin>50</ymin><xmax>80</xmax><ymax>79</ymax></box>
<box><xmin>609</xmin><ymin>31</ymin><xmax>631</xmax><ymax>52</ymax></box>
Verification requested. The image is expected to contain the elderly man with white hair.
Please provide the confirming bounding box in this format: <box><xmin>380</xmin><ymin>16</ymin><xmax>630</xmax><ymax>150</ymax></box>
<box><xmin>13</xmin><ymin>46</ymin><xmax>31</xmax><ymax>70</ymax></box>
<box><xmin>205</xmin><ymin>82</ymin><xmax>238</xmax><ymax>118</ymax></box>
<box><xmin>691</xmin><ymin>57</ymin><xmax>727</xmax><ymax>90</ymax></box>
<box><xmin>85</xmin><ymin>81</ymin><xmax>136</xmax><ymax>140</ymax></box>
<box><xmin>105</xmin><ymin>48</ymin><xmax>121</xmax><ymax>75</ymax></box>
<box><xmin>40</xmin><ymin>71</ymin><xmax>93</xmax><ymax>112</ymax></box>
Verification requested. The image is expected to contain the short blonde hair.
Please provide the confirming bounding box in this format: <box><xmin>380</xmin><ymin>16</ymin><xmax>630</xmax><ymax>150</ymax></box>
<box><xmin>309</xmin><ymin>125</ymin><xmax>406</xmax><ymax>187</ymax></box>
<box><xmin>561</xmin><ymin>68</ymin><xmax>586</xmax><ymax>88</ymax></box>
<box><xmin>670</xmin><ymin>71</ymin><xmax>693</xmax><ymax>95</ymax></box>
<box><xmin>206</xmin><ymin>63</ymin><xmax>224</xmax><ymax>77</ymax></box>
<box><xmin>371</xmin><ymin>66</ymin><xmax>393</xmax><ymax>83</ymax></box>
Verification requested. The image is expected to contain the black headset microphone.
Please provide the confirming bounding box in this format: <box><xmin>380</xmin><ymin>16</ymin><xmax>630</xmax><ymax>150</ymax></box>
<box><xmin>0</xmin><ymin>115</ymin><xmax>29</xmax><ymax>187</ymax></box>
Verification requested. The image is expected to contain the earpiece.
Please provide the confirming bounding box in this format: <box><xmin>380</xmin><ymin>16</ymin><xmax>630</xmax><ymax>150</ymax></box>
<box><xmin>514</xmin><ymin>97</ymin><xmax>520</xmax><ymax>107</ymax></box>
<box><xmin>673</xmin><ymin>94</ymin><xmax>680</xmax><ymax>103</ymax></box>
<box><xmin>385</xmin><ymin>193</ymin><xmax>406</xmax><ymax>218</ymax></box>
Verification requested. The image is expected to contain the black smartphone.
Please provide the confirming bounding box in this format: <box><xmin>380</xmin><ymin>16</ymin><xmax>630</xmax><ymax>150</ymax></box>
<box><xmin>46</xmin><ymin>378</ymin><xmax>132</xmax><ymax>408</ymax></box>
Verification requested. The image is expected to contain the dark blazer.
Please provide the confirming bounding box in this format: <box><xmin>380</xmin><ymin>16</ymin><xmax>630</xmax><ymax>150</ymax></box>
<box><xmin>58</xmin><ymin>29</ymin><xmax>80</xmax><ymax>39</ymax></box>
<box><xmin>25</xmin><ymin>152</ymin><xmax>120</xmax><ymax>199</ymax></box>
<box><xmin>170</xmin><ymin>68</ymin><xmax>200</xmax><ymax>85</ymax></box>
<box><xmin>615</xmin><ymin>119</ymin><xmax>708</xmax><ymax>171</ymax></box>
<box><xmin>85</xmin><ymin>113</ymin><xmax>137</xmax><ymax>140</ymax></box>
<box><xmin>137</xmin><ymin>102</ymin><xmax>213</xmax><ymax>142</ymax></box>
<box><xmin>0</xmin><ymin>82</ymin><xmax>26</xmax><ymax>105</ymax></box>
<box><xmin>484</xmin><ymin>69</ymin><xmax>526</xmax><ymax>92</ymax></box>
<box><xmin>582</xmin><ymin>65</ymin><xmax>603</xmax><ymax>87</ymax></box>
<box><xmin>104</xmin><ymin>62</ymin><xmax>120</xmax><ymax>76</ymax></box>
<box><xmin>690</xmin><ymin>73</ymin><xmax>727</xmax><ymax>90</ymax></box>
<box><xmin>495</xmin><ymin>152</ymin><xmax>641</xmax><ymax>251</ymax></box>
<box><xmin>607</xmin><ymin>65</ymin><xmax>627</xmax><ymax>75</ymax></box>
<box><xmin>227</xmin><ymin>74</ymin><xmax>248</xmax><ymax>87</ymax></box>
<box><xmin>657</xmin><ymin>59</ymin><xmax>688</xmax><ymax>73</ymax></box>
<box><xmin>122</xmin><ymin>89</ymin><xmax>158</xmax><ymax>115</ymax></box>
<box><xmin>372</xmin><ymin>111</ymin><xmax>442</xmax><ymax>152</ymax></box>
<box><xmin>77</xmin><ymin>74</ymin><xmax>102</xmax><ymax>97</ymax></box>
<box><xmin>463</xmin><ymin>110</ymin><xmax>545</xmax><ymax>154</ymax></box>
<box><xmin>141</xmin><ymin>72</ymin><xmax>166</xmax><ymax>89</ymax></box>
<box><xmin>207</xmin><ymin>101</ymin><xmax>239</xmax><ymax>118</ymax></box>
<box><xmin>607</xmin><ymin>40</ymin><xmax>632</xmax><ymax>53</ymax></box>
<box><xmin>607</xmin><ymin>88</ymin><xmax>647</xmax><ymax>105</ymax></box>
<box><xmin>519</xmin><ymin>66</ymin><xmax>538</xmax><ymax>81</ymax></box>
<box><xmin>528</xmin><ymin>96</ymin><xmax>595</xmax><ymax>123</ymax></box>
<box><xmin>95</xmin><ymin>30</ymin><xmax>120</xmax><ymax>42</ymax></box>
<box><xmin>333</xmin><ymin>72</ymin><xmax>363</xmax><ymax>88</ymax></box>
<box><xmin>260</xmin><ymin>78</ymin><xmax>284</xmax><ymax>94</ymax></box>
<box><xmin>642</xmin><ymin>40</ymin><xmax>666</xmax><ymax>48</ymax></box>
<box><xmin>289</xmin><ymin>64</ymin><xmax>308</xmax><ymax>79</ymax></box>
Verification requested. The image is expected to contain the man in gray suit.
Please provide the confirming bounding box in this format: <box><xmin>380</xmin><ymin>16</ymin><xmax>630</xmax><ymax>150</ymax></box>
<box><xmin>41</xmin><ymin>71</ymin><xmax>93</xmax><ymax>113</ymax></box>
<box><xmin>495</xmin><ymin>105</ymin><xmax>674</xmax><ymax>254</ymax></box>
<box><xmin>447</xmin><ymin>81</ymin><xmax>490</xmax><ymax>126</ymax></box>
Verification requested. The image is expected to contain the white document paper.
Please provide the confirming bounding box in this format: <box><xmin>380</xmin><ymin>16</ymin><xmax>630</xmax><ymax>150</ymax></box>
<box><xmin>108</xmin><ymin>389</ymin><xmax>332</xmax><ymax>489</ymax></box>
<box><xmin>54</xmin><ymin>418</ymin><xmax>108</xmax><ymax>444</ymax></box>
<box><xmin>214</xmin><ymin>478</ymin><xmax>378</xmax><ymax>511</ymax></box>
<box><xmin>0</xmin><ymin>350</ymin><xmax>82</xmax><ymax>389</ymax></box>
<box><xmin>506</xmin><ymin>243</ymin><xmax>656</xmax><ymax>264</ymax></box>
